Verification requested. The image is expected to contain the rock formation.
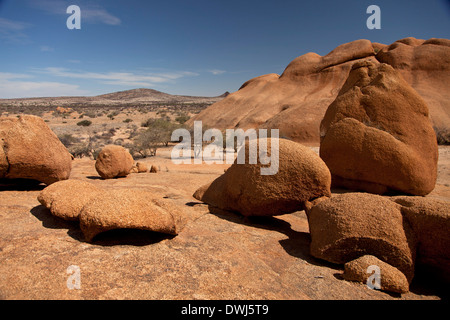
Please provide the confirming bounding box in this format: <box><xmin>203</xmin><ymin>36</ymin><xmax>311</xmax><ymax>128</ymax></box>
<box><xmin>193</xmin><ymin>138</ymin><xmax>331</xmax><ymax>216</ymax></box>
<box><xmin>376</xmin><ymin>38</ymin><xmax>450</xmax><ymax>132</ymax></box>
<box><xmin>188</xmin><ymin>38</ymin><xmax>449</xmax><ymax>144</ymax></box>
<box><xmin>38</xmin><ymin>179</ymin><xmax>104</xmax><ymax>221</ymax></box>
<box><xmin>392</xmin><ymin>196</ymin><xmax>450</xmax><ymax>282</ymax></box>
<box><xmin>0</xmin><ymin>115</ymin><xmax>72</xmax><ymax>185</ymax></box>
<box><xmin>307</xmin><ymin>193</ymin><xmax>417</xmax><ymax>282</ymax></box>
<box><xmin>136</xmin><ymin>162</ymin><xmax>148</xmax><ymax>173</ymax></box>
<box><xmin>319</xmin><ymin>61</ymin><xmax>438</xmax><ymax>196</ymax></box>
<box><xmin>79</xmin><ymin>189</ymin><xmax>184</xmax><ymax>242</ymax></box>
<box><xmin>95</xmin><ymin>145</ymin><xmax>134</xmax><ymax>179</ymax></box>
<box><xmin>343</xmin><ymin>255</ymin><xmax>409</xmax><ymax>294</ymax></box>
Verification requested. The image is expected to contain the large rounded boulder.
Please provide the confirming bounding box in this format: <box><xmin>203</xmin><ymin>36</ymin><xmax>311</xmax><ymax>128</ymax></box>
<box><xmin>95</xmin><ymin>145</ymin><xmax>134</xmax><ymax>179</ymax></box>
<box><xmin>79</xmin><ymin>189</ymin><xmax>185</xmax><ymax>242</ymax></box>
<box><xmin>393</xmin><ymin>196</ymin><xmax>450</xmax><ymax>282</ymax></box>
<box><xmin>319</xmin><ymin>61</ymin><xmax>438</xmax><ymax>195</ymax></box>
<box><xmin>307</xmin><ymin>192</ymin><xmax>417</xmax><ymax>282</ymax></box>
<box><xmin>38</xmin><ymin>179</ymin><xmax>104</xmax><ymax>221</ymax></box>
<box><xmin>0</xmin><ymin>115</ymin><xmax>72</xmax><ymax>185</ymax></box>
<box><xmin>193</xmin><ymin>138</ymin><xmax>331</xmax><ymax>216</ymax></box>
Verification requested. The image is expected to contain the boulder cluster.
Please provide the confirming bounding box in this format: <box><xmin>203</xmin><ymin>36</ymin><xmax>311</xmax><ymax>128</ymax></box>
<box><xmin>38</xmin><ymin>179</ymin><xmax>185</xmax><ymax>242</ymax></box>
<box><xmin>193</xmin><ymin>60</ymin><xmax>449</xmax><ymax>294</ymax></box>
<box><xmin>1</xmin><ymin>38</ymin><xmax>448</xmax><ymax>297</ymax></box>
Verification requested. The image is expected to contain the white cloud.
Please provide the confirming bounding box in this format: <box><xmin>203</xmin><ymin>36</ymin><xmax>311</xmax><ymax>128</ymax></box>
<box><xmin>208</xmin><ymin>69</ymin><xmax>226</xmax><ymax>75</ymax></box>
<box><xmin>40</xmin><ymin>45</ymin><xmax>54</xmax><ymax>52</ymax></box>
<box><xmin>0</xmin><ymin>18</ymin><xmax>32</xmax><ymax>43</ymax></box>
<box><xmin>0</xmin><ymin>72</ymin><xmax>88</xmax><ymax>98</ymax></box>
<box><xmin>34</xmin><ymin>67</ymin><xmax>199</xmax><ymax>87</ymax></box>
<box><xmin>82</xmin><ymin>7</ymin><xmax>121</xmax><ymax>25</ymax></box>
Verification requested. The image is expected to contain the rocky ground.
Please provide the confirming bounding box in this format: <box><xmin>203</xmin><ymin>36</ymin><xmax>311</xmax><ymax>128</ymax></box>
<box><xmin>0</xmin><ymin>146</ymin><xmax>448</xmax><ymax>300</ymax></box>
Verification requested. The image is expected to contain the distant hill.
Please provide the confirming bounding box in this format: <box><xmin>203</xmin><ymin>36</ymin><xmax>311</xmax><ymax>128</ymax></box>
<box><xmin>0</xmin><ymin>88</ymin><xmax>227</xmax><ymax>107</ymax></box>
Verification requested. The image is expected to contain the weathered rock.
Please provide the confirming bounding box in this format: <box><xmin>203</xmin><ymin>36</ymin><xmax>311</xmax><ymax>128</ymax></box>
<box><xmin>392</xmin><ymin>196</ymin><xmax>450</xmax><ymax>282</ymax></box>
<box><xmin>79</xmin><ymin>189</ymin><xmax>185</xmax><ymax>242</ymax></box>
<box><xmin>319</xmin><ymin>61</ymin><xmax>438</xmax><ymax>195</ymax></box>
<box><xmin>194</xmin><ymin>138</ymin><xmax>331</xmax><ymax>216</ymax></box>
<box><xmin>150</xmin><ymin>165</ymin><xmax>158</xmax><ymax>173</ymax></box>
<box><xmin>189</xmin><ymin>38</ymin><xmax>449</xmax><ymax>144</ymax></box>
<box><xmin>37</xmin><ymin>179</ymin><xmax>104</xmax><ymax>221</ymax></box>
<box><xmin>0</xmin><ymin>115</ymin><xmax>72</xmax><ymax>185</ymax></box>
<box><xmin>136</xmin><ymin>162</ymin><xmax>148</xmax><ymax>173</ymax></box>
<box><xmin>343</xmin><ymin>255</ymin><xmax>410</xmax><ymax>294</ymax></box>
<box><xmin>376</xmin><ymin>38</ymin><xmax>450</xmax><ymax>131</ymax></box>
<box><xmin>95</xmin><ymin>145</ymin><xmax>134</xmax><ymax>179</ymax></box>
<box><xmin>188</xmin><ymin>39</ymin><xmax>377</xmax><ymax>144</ymax></box>
<box><xmin>307</xmin><ymin>193</ymin><xmax>417</xmax><ymax>282</ymax></box>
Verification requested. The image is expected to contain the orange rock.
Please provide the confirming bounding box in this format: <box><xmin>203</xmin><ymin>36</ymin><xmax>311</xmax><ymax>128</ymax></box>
<box><xmin>189</xmin><ymin>38</ymin><xmax>449</xmax><ymax>144</ymax></box>
<box><xmin>0</xmin><ymin>115</ymin><xmax>72</xmax><ymax>185</ymax></box>
<box><xmin>376</xmin><ymin>37</ymin><xmax>450</xmax><ymax>131</ymax></box>
<box><xmin>95</xmin><ymin>145</ymin><xmax>134</xmax><ymax>179</ymax></box>
<box><xmin>38</xmin><ymin>179</ymin><xmax>103</xmax><ymax>221</ymax></box>
<box><xmin>307</xmin><ymin>193</ymin><xmax>417</xmax><ymax>282</ymax></box>
<box><xmin>343</xmin><ymin>255</ymin><xmax>410</xmax><ymax>294</ymax></box>
<box><xmin>79</xmin><ymin>189</ymin><xmax>183</xmax><ymax>242</ymax></box>
<box><xmin>319</xmin><ymin>61</ymin><xmax>438</xmax><ymax>195</ymax></box>
<box><xmin>136</xmin><ymin>162</ymin><xmax>148</xmax><ymax>173</ymax></box>
<box><xmin>193</xmin><ymin>138</ymin><xmax>331</xmax><ymax>216</ymax></box>
<box><xmin>393</xmin><ymin>196</ymin><xmax>450</xmax><ymax>282</ymax></box>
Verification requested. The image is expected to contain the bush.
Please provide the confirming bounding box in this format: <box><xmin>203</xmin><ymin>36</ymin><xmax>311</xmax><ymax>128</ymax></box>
<box><xmin>175</xmin><ymin>114</ymin><xmax>190</xmax><ymax>124</ymax></box>
<box><xmin>123</xmin><ymin>118</ymin><xmax>133</xmax><ymax>123</ymax></box>
<box><xmin>77</xmin><ymin>120</ymin><xmax>92</xmax><ymax>127</ymax></box>
<box><xmin>107</xmin><ymin>111</ymin><xmax>119</xmax><ymax>120</ymax></box>
<box><xmin>434</xmin><ymin>126</ymin><xmax>450</xmax><ymax>145</ymax></box>
<box><xmin>58</xmin><ymin>134</ymin><xmax>81</xmax><ymax>148</ymax></box>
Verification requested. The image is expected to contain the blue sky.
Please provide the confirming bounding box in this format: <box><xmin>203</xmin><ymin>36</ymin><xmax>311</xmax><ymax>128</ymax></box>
<box><xmin>0</xmin><ymin>0</ymin><xmax>449</xmax><ymax>98</ymax></box>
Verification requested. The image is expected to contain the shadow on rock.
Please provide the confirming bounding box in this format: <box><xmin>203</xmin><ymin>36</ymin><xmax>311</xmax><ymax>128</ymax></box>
<box><xmin>88</xmin><ymin>229</ymin><xmax>176</xmax><ymax>247</ymax></box>
<box><xmin>30</xmin><ymin>205</ymin><xmax>85</xmax><ymax>241</ymax></box>
<box><xmin>30</xmin><ymin>205</ymin><xmax>78</xmax><ymax>230</ymax></box>
<box><xmin>206</xmin><ymin>205</ymin><xmax>339</xmax><ymax>269</ymax></box>
<box><xmin>0</xmin><ymin>179</ymin><xmax>46</xmax><ymax>191</ymax></box>
<box><xmin>30</xmin><ymin>205</ymin><xmax>174</xmax><ymax>247</ymax></box>
<box><xmin>409</xmin><ymin>264</ymin><xmax>450</xmax><ymax>300</ymax></box>
<box><xmin>85</xmin><ymin>175</ymin><xmax>106</xmax><ymax>180</ymax></box>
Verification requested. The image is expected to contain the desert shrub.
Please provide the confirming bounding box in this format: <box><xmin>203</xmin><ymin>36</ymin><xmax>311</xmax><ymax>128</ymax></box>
<box><xmin>83</xmin><ymin>111</ymin><xmax>97</xmax><ymax>118</ymax></box>
<box><xmin>69</xmin><ymin>143</ymin><xmax>93</xmax><ymax>158</ymax></box>
<box><xmin>129</xmin><ymin>122</ymin><xmax>177</xmax><ymax>157</ymax></box>
<box><xmin>434</xmin><ymin>126</ymin><xmax>450</xmax><ymax>145</ymax></box>
<box><xmin>107</xmin><ymin>111</ymin><xmax>119</xmax><ymax>120</ymax></box>
<box><xmin>58</xmin><ymin>134</ymin><xmax>81</xmax><ymax>148</ymax></box>
<box><xmin>128</xmin><ymin>130</ymin><xmax>161</xmax><ymax>158</ymax></box>
<box><xmin>123</xmin><ymin>118</ymin><xmax>133</xmax><ymax>123</ymax></box>
<box><xmin>77</xmin><ymin>120</ymin><xmax>92</xmax><ymax>127</ymax></box>
<box><xmin>175</xmin><ymin>114</ymin><xmax>190</xmax><ymax>124</ymax></box>
<box><xmin>114</xmin><ymin>138</ymin><xmax>124</xmax><ymax>146</ymax></box>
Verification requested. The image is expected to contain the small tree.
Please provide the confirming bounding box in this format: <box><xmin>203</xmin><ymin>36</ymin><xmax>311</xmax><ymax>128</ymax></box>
<box><xmin>130</xmin><ymin>118</ymin><xmax>181</xmax><ymax>157</ymax></box>
<box><xmin>175</xmin><ymin>114</ymin><xmax>190</xmax><ymax>124</ymax></box>
<box><xmin>77</xmin><ymin>120</ymin><xmax>92</xmax><ymax>127</ymax></box>
<box><xmin>58</xmin><ymin>133</ymin><xmax>80</xmax><ymax>148</ymax></box>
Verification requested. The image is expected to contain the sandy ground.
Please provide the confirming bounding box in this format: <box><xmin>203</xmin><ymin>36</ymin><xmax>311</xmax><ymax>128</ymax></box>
<box><xmin>0</xmin><ymin>146</ymin><xmax>448</xmax><ymax>300</ymax></box>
